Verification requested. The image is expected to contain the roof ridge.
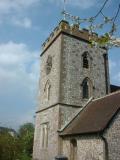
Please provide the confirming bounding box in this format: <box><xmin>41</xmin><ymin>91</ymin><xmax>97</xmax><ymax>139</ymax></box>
<box><xmin>92</xmin><ymin>90</ymin><xmax>120</xmax><ymax>102</ymax></box>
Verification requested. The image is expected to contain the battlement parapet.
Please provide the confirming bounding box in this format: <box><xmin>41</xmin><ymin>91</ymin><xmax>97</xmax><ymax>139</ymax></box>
<box><xmin>41</xmin><ymin>20</ymin><xmax>98</xmax><ymax>53</ymax></box>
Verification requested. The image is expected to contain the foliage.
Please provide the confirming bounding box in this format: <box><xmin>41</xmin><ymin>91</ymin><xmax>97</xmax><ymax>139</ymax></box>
<box><xmin>18</xmin><ymin>123</ymin><xmax>34</xmax><ymax>158</ymax></box>
<box><xmin>18</xmin><ymin>153</ymin><xmax>32</xmax><ymax>160</ymax></box>
<box><xmin>0</xmin><ymin>123</ymin><xmax>34</xmax><ymax>160</ymax></box>
<box><xmin>62</xmin><ymin>0</ymin><xmax>120</xmax><ymax>48</ymax></box>
<box><xmin>89</xmin><ymin>33</ymin><xmax>111</xmax><ymax>47</ymax></box>
<box><xmin>0</xmin><ymin>132</ymin><xmax>20</xmax><ymax>160</ymax></box>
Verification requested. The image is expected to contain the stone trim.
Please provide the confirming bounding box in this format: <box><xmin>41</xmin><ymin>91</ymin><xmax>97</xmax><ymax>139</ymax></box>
<box><xmin>36</xmin><ymin>102</ymin><xmax>83</xmax><ymax>113</ymax></box>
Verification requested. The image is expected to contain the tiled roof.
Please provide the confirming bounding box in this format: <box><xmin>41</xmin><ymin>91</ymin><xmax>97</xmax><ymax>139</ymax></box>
<box><xmin>60</xmin><ymin>91</ymin><xmax>120</xmax><ymax>136</ymax></box>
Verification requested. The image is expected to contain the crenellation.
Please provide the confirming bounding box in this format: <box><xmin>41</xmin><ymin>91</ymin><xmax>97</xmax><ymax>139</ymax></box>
<box><xmin>41</xmin><ymin>20</ymin><xmax>98</xmax><ymax>53</ymax></box>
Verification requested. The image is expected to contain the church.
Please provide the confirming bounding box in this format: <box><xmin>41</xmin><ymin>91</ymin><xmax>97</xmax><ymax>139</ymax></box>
<box><xmin>33</xmin><ymin>20</ymin><xmax>120</xmax><ymax>160</ymax></box>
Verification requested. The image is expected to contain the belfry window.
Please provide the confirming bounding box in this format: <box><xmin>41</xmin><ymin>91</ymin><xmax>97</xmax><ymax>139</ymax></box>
<box><xmin>82</xmin><ymin>52</ymin><xmax>89</xmax><ymax>69</ymax></box>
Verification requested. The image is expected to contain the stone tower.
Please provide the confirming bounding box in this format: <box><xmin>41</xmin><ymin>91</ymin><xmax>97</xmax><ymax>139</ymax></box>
<box><xmin>33</xmin><ymin>20</ymin><xmax>110</xmax><ymax>160</ymax></box>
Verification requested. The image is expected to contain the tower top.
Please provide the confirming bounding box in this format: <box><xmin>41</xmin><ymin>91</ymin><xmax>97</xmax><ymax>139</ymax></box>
<box><xmin>41</xmin><ymin>20</ymin><xmax>98</xmax><ymax>55</ymax></box>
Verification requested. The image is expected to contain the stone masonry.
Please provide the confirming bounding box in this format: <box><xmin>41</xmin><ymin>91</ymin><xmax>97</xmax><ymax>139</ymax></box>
<box><xmin>33</xmin><ymin>20</ymin><xmax>111</xmax><ymax>160</ymax></box>
<box><xmin>60</xmin><ymin>34</ymin><xmax>109</xmax><ymax>107</ymax></box>
<box><xmin>62</xmin><ymin>136</ymin><xmax>105</xmax><ymax>160</ymax></box>
<box><xmin>104</xmin><ymin>111</ymin><xmax>120</xmax><ymax>160</ymax></box>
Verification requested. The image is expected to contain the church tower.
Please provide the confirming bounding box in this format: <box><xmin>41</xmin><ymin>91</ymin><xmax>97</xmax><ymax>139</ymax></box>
<box><xmin>33</xmin><ymin>20</ymin><xmax>110</xmax><ymax>160</ymax></box>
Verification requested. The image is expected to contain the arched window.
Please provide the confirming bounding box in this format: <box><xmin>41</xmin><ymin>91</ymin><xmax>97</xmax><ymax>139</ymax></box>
<box><xmin>40</xmin><ymin>123</ymin><xmax>49</xmax><ymax>148</ymax></box>
<box><xmin>44</xmin><ymin>80</ymin><xmax>51</xmax><ymax>100</ymax></box>
<box><xmin>82</xmin><ymin>78</ymin><xmax>92</xmax><ymax>99</ymax></box>
<box><xmin>82</xmin><ymin>52</ymin><xmax>89</xmax><ymax>69</ymax></box>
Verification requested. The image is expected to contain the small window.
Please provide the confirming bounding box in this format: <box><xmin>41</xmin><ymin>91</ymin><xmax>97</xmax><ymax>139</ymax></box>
<box><xmin>82</xmin><ymin>52</ymin><xmax>89</xmax><ymax>69</ymax></box>
<box><xmin>40</xmin><ymin>123</ymin><xmax>49</xmax><ymax>148</ymax></box>
<box><xmin>82</xmin><ymin>78</ymin><xmax>92</xmax><ymax>99</ymax></box>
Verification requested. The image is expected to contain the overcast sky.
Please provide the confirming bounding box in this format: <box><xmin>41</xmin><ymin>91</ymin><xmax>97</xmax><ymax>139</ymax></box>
<box><xmin>0</xmin><ymin>0</ymin><xmax>120</xmax><ymax>129</ymax></box>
